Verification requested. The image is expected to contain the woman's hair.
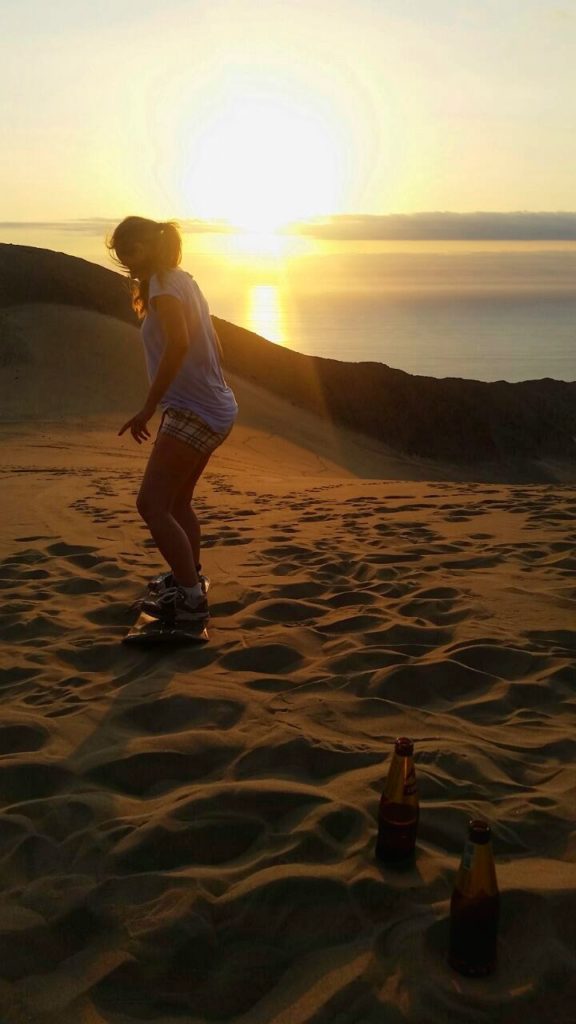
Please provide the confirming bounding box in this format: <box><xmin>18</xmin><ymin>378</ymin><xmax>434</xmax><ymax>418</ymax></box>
<box><xmin>106</xmin><ymin>216</ymin><xmax>182</xmax><ymax>317</ymax></box>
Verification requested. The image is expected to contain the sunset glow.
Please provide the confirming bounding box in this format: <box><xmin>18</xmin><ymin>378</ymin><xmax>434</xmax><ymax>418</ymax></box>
<box><xmin>176</xmin><ymin>83</ymin><xmax>349</xmax><ymax>232</ymax></box>
<box><xmin>1</xmin><ymin>2</ymin><xmax>574</xmax><ymax>225</ymax></box>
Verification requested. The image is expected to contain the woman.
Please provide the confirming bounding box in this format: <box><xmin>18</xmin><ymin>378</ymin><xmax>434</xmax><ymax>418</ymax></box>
<box><xmin>108</xmin><ymin>216</ymin><xmax>238</xmax><ymax>626</ymax></box>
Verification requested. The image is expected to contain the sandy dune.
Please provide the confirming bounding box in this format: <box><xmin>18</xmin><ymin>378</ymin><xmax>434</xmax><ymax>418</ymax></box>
<box><xmin>2</xmin><ymin>242</ymin><xmax>576</xmax><ymax>473</ymax></box>
<box><xmin>1</xmin><ymin>407</ymin><xmax>575</xmax><ymax>1022</ymax></box>
<box><xmin>0</xmin><ymin>257</ymin><xmax>575</xmax><ymax>1022</ymax></box>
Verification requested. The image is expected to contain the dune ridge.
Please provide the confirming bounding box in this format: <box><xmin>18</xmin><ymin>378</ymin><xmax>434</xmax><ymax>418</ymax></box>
<box><xmin>1</xmin><ymin>243</ymin><xmax>575</xmax><ymax>471</ymax></box>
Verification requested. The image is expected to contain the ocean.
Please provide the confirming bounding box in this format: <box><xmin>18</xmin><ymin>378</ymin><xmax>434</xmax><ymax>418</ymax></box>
<box><xmin>2</xmin><ymin>225</ymin><xmax>575</xmax><ymax>383</ymax></box>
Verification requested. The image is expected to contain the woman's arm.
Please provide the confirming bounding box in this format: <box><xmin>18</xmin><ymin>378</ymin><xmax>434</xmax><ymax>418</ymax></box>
<box><xmin>143</xmin><ymin>294</ymin><xmax>190</xmax><ymax>412</ymax></box>
<box><xmin>118</xmin><ymin>293</ymin><xmax>191</xmax><ymax>443</ymax></box>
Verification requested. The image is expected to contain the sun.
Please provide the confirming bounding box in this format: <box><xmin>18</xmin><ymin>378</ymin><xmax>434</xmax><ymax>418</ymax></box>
<box><xmin>177</xmin><ymin>84</ymin><xmax>346</xmax><ymax>232</ymax></box>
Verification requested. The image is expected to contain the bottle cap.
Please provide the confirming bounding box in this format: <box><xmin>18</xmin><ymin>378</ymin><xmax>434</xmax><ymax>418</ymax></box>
<box><xmin>468</xmin><ymin>819</ymin><xmax>492</xmax><ymax>844</ymax></box>
<box><xmin>394</xmin><ymin>736</ymin><xmax>414</xmax><ymax>756</ymax></box>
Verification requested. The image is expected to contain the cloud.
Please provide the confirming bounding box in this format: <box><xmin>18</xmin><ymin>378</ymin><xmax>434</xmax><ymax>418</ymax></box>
<box><xmin>0</xmin><ymin>218</ymin><xmax>237</xmax><ymax>235</ymax></box>
<box><xmin>281</xmin><ymin>212</ymin><xmax>576</xmax><ymax>241</ymax></box>
<box><xmin>4</xmin><ymin>213</ymin><xmax>576</xmax><ymax>241</ymax></box>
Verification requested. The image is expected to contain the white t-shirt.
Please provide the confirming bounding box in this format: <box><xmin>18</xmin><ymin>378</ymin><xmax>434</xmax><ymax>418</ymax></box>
<box><xmin>141</xmin><ymin>268</ymin><xmax>238</xmax><ymax>433</ymax></box>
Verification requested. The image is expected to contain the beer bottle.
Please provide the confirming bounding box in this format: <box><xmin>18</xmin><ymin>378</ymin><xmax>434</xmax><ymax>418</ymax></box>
<box><xmin>449</xmin><ymin>819</ymin><xmax>500</xmax><ymax>977</ymax></box>
<box><xmin>375</xmin><ymin>736</ymin><xmax>419</xmax><ymax>864</ymax></box>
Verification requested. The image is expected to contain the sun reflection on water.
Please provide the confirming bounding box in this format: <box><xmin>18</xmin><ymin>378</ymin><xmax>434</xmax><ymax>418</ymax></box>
<box><xmin>246</xmin><ymin>284</ymin><xmax>286</xmax><ymax>345</ymax></box>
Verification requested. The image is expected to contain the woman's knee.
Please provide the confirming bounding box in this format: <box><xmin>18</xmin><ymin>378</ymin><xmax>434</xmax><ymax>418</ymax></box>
<box><xmin>172</xmin><ymin>493</ymin><xmax>196</xmax><ymax>517</ymax></box>
<box><xmin>137</xmin><ymin>489</ymin><xmax>168</xmax><ymax>523</ymax></box>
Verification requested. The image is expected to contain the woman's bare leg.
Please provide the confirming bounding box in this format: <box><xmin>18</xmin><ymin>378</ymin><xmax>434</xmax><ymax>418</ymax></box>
<box><xmin>171</xmin><ymin>452</ymin><xmax>210</xmax><ymax>569</ymax></box>
<box><xmin>172</xmin><ymin>502</ymin><xmax>201</xmax><ymax>568</ymax></box>
<box><xmin>137</xmin><ymin>435</ymin><xmax>209</xmax><ymax>587</ymax></box>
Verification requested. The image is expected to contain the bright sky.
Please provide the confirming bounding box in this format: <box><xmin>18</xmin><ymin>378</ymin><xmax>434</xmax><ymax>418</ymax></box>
<box><xmin>2</xmin><ymin>0</ymin><xmax>575</xmax><ymax>229</ymax></box>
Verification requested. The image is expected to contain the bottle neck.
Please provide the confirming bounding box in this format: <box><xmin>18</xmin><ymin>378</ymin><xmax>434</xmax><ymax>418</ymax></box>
<box><xmin>383</xmin><ymin>753</ymin><xmax>418</xmax><ymax>805</ymax></box>
<box><xmin>455</xmin><ymin>840</ymin><xmax>498</xmax><ymax>898</ymax></box>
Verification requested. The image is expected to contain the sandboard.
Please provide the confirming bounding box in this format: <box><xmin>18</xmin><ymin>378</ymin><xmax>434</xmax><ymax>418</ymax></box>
<box><xmin>123</xmin><ymin>610</ymin><xmax>209</xmax><ymax>647</ymax></box>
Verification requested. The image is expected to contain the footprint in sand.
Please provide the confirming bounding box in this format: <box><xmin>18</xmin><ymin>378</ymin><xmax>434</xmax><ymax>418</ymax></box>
<box><xmin>117</xmin><ymin>694</ymin><xmax>244</xmax><ymax>734</ymax></box>
<box><xmin>0</xmin><ymin>762</ymin><xmax>73</xmax><ymax>802</ymax></box>
<box><xmin>234</xmin><ymin>736</ymin><xmax>381</xmax><ymax>784</ymax></box>
<box><xmin>220</xmin><ymin>643</ymin><xmax>304</xmax><ymax>673</ymax></box>
<box><xmin>111</xmin><ymin>813</ymin><xmax>264</xmax><ymax>871</ymax></box>
<box><xmin>0</xmin><ymin>723</ymin><xmax>48</xmax><ymax>753</ymax></box>
<box><xmin>87</xmin><ymin>745</ymin><xmax>240</xmax><ymax>797</ymax></box>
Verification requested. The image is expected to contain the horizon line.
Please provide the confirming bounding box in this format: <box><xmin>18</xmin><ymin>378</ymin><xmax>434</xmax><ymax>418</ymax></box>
<box><xmin>3</xmin><ymin>211</ymin><xmax>576</xmax><ymax>241</ymax></box>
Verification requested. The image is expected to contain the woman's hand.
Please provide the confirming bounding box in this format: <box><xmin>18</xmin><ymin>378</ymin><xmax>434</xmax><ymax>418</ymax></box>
<box><xmin>118</xmin><ymin>405</ymin><xmax>155</xmax><ymax>444</ymax></box>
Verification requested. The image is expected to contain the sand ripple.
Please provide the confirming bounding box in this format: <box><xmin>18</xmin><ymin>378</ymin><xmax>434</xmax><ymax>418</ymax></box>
<box><xmin>0</xmin><ymin>457</ymin><xmax>575</xmax><ymax>1022</ymax></box>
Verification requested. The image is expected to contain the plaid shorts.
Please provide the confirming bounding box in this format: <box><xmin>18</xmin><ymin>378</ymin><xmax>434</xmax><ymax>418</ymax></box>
<box><xmin>158</xmin><ymin>407</ymin><xmax>232</xmax><ymax>454</ymax></box>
